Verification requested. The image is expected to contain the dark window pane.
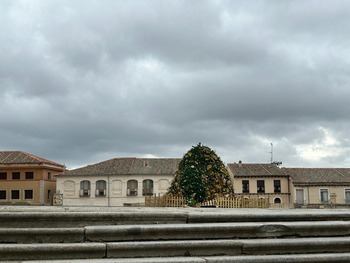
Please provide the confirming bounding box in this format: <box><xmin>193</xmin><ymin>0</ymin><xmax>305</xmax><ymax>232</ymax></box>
<box><xmin>257</xmin><ymin>180</ymin><xmax>265</xmax><ymax>193</ymax></box>
<box><xmin>11</xmin><ymin>190</ymin><xmax>20</xmax><ymax>199</ymax></box>
<box><xmin>0</xmin><ymin>172</ymin><xmax>7</xmax><ymax>180</ymax></box>
<box><xmin>25</xmin><ymin>172</ymin><xmax>34</xmax><ymax>179</ymax></box>
<box><xmin>143</xmin><ymin>180</ymin><xmax>154</xmax><ymax>196</ymax></box>
<box><xmin>274</xmin><ymin>180</ymin><xmax>281</xmax><ymax>193</ymax></box>
<box><xmin>242</xmin><ymin>180</ymin><xmax>249</xmax><ymax>193</ymax></box>
<box><xmin>127</xmin><ymin>180</ymin><xmax>138</xmax><ymax>196</ymax></box>
<box><xmin>0</xmin><ymin>190</ymin><xmax>6</xmax><ymax>200</ymax></box>
<box><xmin>24</xmin><ymin>190</ymin><xmax>33</xmax><ymax>199</ymax></box>
<box><xmin>12</xmin><ymin>172</ymin><xmax>20</xmax><ymax>180</ymax></box>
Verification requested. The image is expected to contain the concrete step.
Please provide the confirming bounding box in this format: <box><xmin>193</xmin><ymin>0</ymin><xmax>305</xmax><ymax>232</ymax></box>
<box><xmin>1</xmin><ymin>237</ymin><xmax>349</xmax><ymax>260</ymax></box>
<box><xmin>187</xmin><ymin>209</ymin><xmax>350</xmax><ymax>223</ymax></box>
<box><xmin>0</xmin><ymin>211</ymin><xmax>188</xmax><ymax>228</ymax></box>
<box><xmin>0</xmin><ymin>228</ymin><xmax>84</xmax><ymax>243</ymax></box>
<box><xmin>18</xmin><ymin>253</ymin><xmax>350</xmax><ymax>263</ymax></box>
<box><xmin>0</xmin><ymin>243</ymin><xmax>106</xmax><ymax>261</ymax></box>
<box><xmin>85</xmin><ymin>221</ymin><xmax>350</xmax><ymax>242</ymax></box>
<box><xmin>106</xmin><ymin>237</ymin><xmax>350</xmax><ymax>258</ymax></box>
<box><xmin>1</xmin><ymin>208</ymin><xmax>350</xmax><ymax>228</ymax></box>
<box><xmin>2</xmin><ymin>221</ymin><xmax>349</xmax><ymax>244</ymax></box>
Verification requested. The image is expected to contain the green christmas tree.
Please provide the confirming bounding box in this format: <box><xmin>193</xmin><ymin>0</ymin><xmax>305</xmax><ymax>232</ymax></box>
<box><xmin>168</xmin><ymin>143</ymin><xmax>234</xmax><ymax>206</ymax></box>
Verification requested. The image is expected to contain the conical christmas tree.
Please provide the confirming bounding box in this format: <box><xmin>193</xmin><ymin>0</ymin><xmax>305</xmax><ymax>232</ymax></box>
<box><xmin>168</xmin><ymin>143</ymin><xmax>234</xmax><ymax>206</ymax></box>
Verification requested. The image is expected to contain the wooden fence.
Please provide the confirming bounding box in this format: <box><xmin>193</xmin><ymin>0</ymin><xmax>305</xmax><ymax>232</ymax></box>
<box><xmin>145</xmin><ymin>194</ymin><xmax>270</xmax><ymax>208</ymax></box>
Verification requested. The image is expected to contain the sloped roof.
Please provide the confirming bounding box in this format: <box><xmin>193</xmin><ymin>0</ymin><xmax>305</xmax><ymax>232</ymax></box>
<box><xmin>227</xmin><ymin>162</ymin><xmax>285</xmax><ymax>177</ymax></box>
<box><xmin>282</xmin><ymin>168</ymin><xmax>350</xmax><ymax>185</ymax></box>
<box><xmin>60</xmin><ymin>157</ymin><xmax>181</xmax><ymax>176</ymax></box>
<box><xmin>0</xmin><ymin>151</ymin><xmax>64</xmax><ymax>168</ymax></box>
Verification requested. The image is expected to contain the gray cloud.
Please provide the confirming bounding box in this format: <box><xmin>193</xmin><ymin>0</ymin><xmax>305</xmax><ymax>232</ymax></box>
<box><xmin>1</xmin><ymin>0</ymin><xmax>350</xmax><ymax>169</ymax></box>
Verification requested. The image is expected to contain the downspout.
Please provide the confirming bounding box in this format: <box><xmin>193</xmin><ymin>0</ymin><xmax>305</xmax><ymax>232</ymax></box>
<box><xmin>287</xmin><ymin>176</ymin><xmax>291</xmax><ymax>204</ymax></box>
<box><xmin>108</xmin><ymin>174</ymin><xmax>110</xmax><ymax>207</ymax></box>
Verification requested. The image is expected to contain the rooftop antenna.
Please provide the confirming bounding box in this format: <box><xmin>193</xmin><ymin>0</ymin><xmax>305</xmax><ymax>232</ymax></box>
<box><xmin>270</xmin><ymin>143</ymin><xmax>273</xmax><ymax>163</ymax></box>
<box><xmin>270</xmin><ymin>142</ymin><xmax>282</xmax><ymax>166</ymax></box>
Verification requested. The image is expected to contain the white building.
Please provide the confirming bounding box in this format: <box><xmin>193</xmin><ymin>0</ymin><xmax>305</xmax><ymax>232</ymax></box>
<box><xmin>56</xmin><ymin>157</ymin><xmax>180</xmax><ymax>206</ymax></box>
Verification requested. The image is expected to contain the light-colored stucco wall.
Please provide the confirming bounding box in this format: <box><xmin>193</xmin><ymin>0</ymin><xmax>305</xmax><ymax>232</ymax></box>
<box><xmin>292</xmin><ymin>186</ymin><xmax>350</xmax><ymax>205</ymax></box>
<box><xmin>56</xmin><ymin>174</ymin><xmax>174</xmax><ymax>207</ymax></box>
<box><xmin>233</xmin><ymin>177</ymin><xmax>291</xmax><ymax>204</ymax></box>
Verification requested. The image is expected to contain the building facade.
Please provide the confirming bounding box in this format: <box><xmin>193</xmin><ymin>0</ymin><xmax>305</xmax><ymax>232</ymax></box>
<box><xmin>283</xmin><ymin>168</ymin><xmax>350</xmax><ymax>207</ymax></box>
<box><xmin>56</xmin><ymin>157</ymin><xmax>181</xmax><ymax>207</ymax></box>
<box><xmin>227</xmin><ymin>161</ymin><xmax>291</xmax><ymax>205</ymax></box>
<box><xmin>0</xmin><ymin>151</ymin><xmax>65</xmax><ymax>205</ymax></box>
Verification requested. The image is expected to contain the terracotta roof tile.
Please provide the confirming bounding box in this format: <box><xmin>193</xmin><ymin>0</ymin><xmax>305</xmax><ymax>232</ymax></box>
<box><xmin>227</xmin><ymin>162</ymin><xmax>285</xmax><ymax>176</ymax></box>
<box><xmin>0</xmin><ymin>151</ymin><xmax>64</xmax><ymax>168</ymax></box>
<box><xmin>282</xmin><ymin>168</ymin><xmax>350</xmax><ymax>185</ymax></box>
<box><xmin>61</xmin><ymin>157</ymin><xmax>181</xmax><ymax>176</ymax></box>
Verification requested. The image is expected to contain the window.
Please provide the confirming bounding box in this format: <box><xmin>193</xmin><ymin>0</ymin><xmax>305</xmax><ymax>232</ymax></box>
<box><xmin>24</xmin><ymin>190</ymin><xmax>33</xmax><ymax>200</ymax></box>
<box><xmin>242</xmin><ymin>180</ymin><xmax>249</xmax><ymax>193</ymax></box>
<box><xmin>257</xmin><ymin>180</ymin><xmax>265</xmax><ymax>193</ymax></box>
<box><xmin>320</xmin><ymin>189</ymin><xmax>329</xmax><ymax>203</ymax></box>
<box><xmin>48</xmin><ymin>172</ymin><xmax>51</xmax><ymax>180</ymax></box>
<box><xmin>48</xmin><ymin>190</ymin><xmax>51</xmax><ymax>200</ymax></box>
<box><xmin>143</xmin><ymin>179</ymin><xmax>154</xmax><ymax>196</ymax></box>
<box><xmin>345</xmin><ymin>189</ymin><xmax>350</xmax><ymax>204</ymax></box>
<box><xmin>296</xmin><ymin>189</ymin><xmax>304</xmax><ymax>204</ymax></box>
<box><xmin>95</xmin><ymin>180</ymin><xmax>106</xmax><ymax>197</ymax></box>
<box><xmin>11</xmin><ymin>190</ymin><xmax>20</xmax><ymax>200</ymax></box>
<box><xmin>0</xmin><ymin>172</ymin><xmax>7</xmax><ymax>180</ymax></box>
<box><xmin>80</xmin><ymin>180</ymin><xmax>91</xmax><ymax>197</ymax></box>
<box><xmin>0</xmin><ymin>190</ymin><xmax>6</xmax><ymax>200</ymax></box>
<box><xmin>274</xmin><ymin>197</ymin><xmax>281</xmax><ymax>204</ymax></box>
<box><xmin>127</xmin><ymin>180</ymin><xmax>138</xmax><ymax>196</ymax></box>
<box><xmin>274</xmin><ymin>180</ymin><xmax>281</xmax><ymax>193</ymax></box>
<box><xmin>12</xmin><ymin>172</ymin><xmax>20</xmax><ymax>180</ymax></box>
<box><xmin>25</xmin><ymin>172</ymin><xmax>34</xmax><ymax>179</ymax></box>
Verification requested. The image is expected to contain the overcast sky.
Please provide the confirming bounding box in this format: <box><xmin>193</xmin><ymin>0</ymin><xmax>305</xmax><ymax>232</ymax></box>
<box><xmin>1</xmin><ymin>0</ymin><xmax>350</xmax><ymax>169</ymax></box>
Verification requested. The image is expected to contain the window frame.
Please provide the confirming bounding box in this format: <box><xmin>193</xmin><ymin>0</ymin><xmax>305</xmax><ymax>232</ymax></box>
<box><xmin>274</xmin><ymin>180</ymin><xmax>281</xmax><ymax>193</ymax></box>
<box><xmin>142</xmin><ymin>179</ymin><xmax>154</xmax><ymax>196</ymax></box>
<box><xmin>95</xmin><ymin>180</ymin><xmax>107</xmax><ymax>197</ymax></box>
<box><xmin>80</xmin><ymin>180</ymin><xmax>91</xmax><ymax>197</ymax></box>
<box><xmin>345</xmin><ymin>189</ymin><xmax>350</xmax><ymax>204</ymax></box>
<box><xmin>257</xmin><ymin>180</ymin><xmax>265</xmax><ymax>193</ymax></box>
<box><xmin>0</xmin><ymin>172</ymin><xmax>7</xmax><ymax>180</ymax></box>
<box><xmin>11</xmin><ymin>190</ymin><xmax>20</xmax><ymax>200</ymax></box>
<box><xmin>127</xmin><ymin>180</ymin><xmax>138</xmax><ymax>196</ymax></box>
<box><xmin>320</xmin><ymin>189</ymin><xmax>329</xmax><ymax>203</ymax></box>
<box><xmin>242</xmin><ymin>180</ymin><xmax>250</xmax><ymax>193</ymax></box>
<box><xmin>25</xmin><ymin>172</ymin><xmax>34</xmax><ymax>180</ymax></box>
<box><xmin>12</xmin><ymin>172</ymin><xmax>20</xmax><ymax>180</ymax></box>
<box><xmin>0</xmin><ymin>190</ymin><xmax>7</xmax><ymax>200</ymax></box>
<box><xmin>24</xmin><ymin>189</ymin><xmax>34</xmax><ymax>200</ymax></box>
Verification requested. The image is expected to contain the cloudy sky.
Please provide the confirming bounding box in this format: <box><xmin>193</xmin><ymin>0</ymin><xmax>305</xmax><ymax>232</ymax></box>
<box><xmin>1</xmin><ymin>0</ymin><xmax>350</xmax><ymax>169</ymax></box>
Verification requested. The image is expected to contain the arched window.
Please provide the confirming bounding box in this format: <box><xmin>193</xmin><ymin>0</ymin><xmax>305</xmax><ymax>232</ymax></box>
<box><xmin>95</xmin><ymin>180</ymin><xmax>106</xmax><ymax>197</ymax></box>
<box><xmin>80</xmin><ymin>180</ymin><xmax>91</xmax><ymax>197</ymax></box>
<box><xmin>143</xmin><ymin>179</ymin><xmax>154</xmax><ymax>196</ymax></box>
<box><xmin>127</xmin><ymin>180</ymin><xmax>138</xmax><ymax>196</ymax></box>
<box><xmin>274</xmin><ymin>197</ymin><xmax>281</xmax><ymax>204</ymax></box>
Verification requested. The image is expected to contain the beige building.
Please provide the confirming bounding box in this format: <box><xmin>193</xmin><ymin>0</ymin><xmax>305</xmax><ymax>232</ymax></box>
<box><xmin>0</xmin><ymin>151</ymin><xmax>65</xmax><ymax>205</ymax></box>
<box><xmin>227</xmin><ymin>161</ymin><xmax>291</xmax><ymax>205</ymax></box>
<box><xmin>56</xmin><ymin>157</ymin><xmax>180</xmax><ymax>207</ymax></box>
<box><xmin>283</xmin><ymin>168</ymin><xmax>350</xmax><ymax>207</ymax></box>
